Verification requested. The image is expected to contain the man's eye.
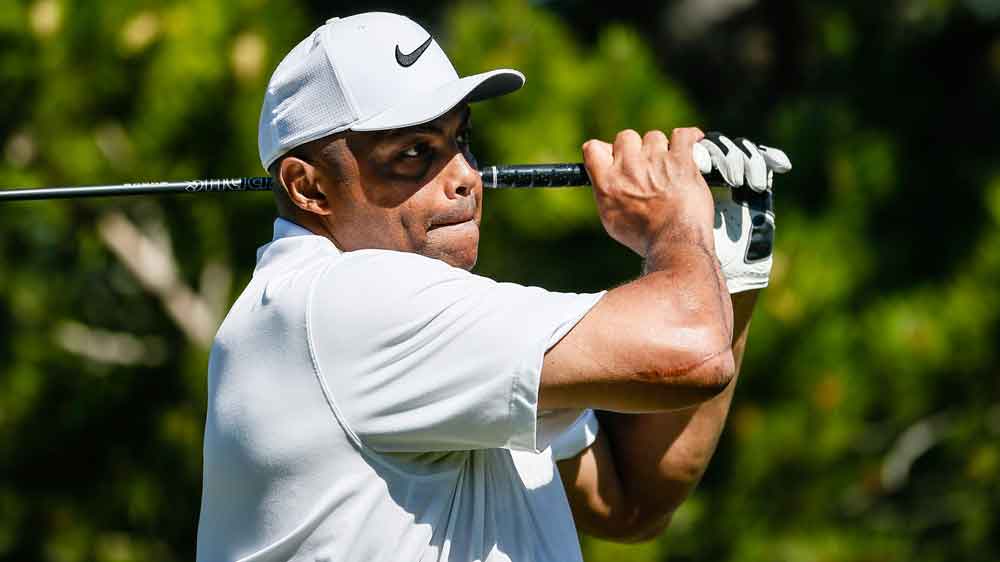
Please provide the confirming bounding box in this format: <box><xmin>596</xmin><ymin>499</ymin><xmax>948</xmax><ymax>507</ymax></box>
<box><xmin>402</xmin><ymin>143</ymin><xmax>429</xmax><ymax>158</ymax></box>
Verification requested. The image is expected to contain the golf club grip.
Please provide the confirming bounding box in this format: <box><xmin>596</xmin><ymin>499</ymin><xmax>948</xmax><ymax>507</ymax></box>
<box><xmin>480</xmin><ymin>164</ymin><xmax>588</xmax><ymax>188</ymax></box>
<box><xmin>480</xmin><ymin>164</ymin><xmax>726</xmax><ymax>189</ymax></box>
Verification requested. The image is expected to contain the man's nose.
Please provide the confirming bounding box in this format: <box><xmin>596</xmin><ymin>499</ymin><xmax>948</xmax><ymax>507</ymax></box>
<box><xmin>443</xmin><ymin>151</ymin><xmax>478</xmax><ymax>199</ymax></box>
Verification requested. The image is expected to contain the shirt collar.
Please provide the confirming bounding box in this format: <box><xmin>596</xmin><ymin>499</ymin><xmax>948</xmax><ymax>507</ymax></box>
<box><xmin>272</xmin><ymin>217</ymin><xmax>316</xmax><ymax>241</ymax></box>
<box><xmin>255</xmin><ymin>217</ymin><xmax>341</xmax><ymax>268</ymax></box>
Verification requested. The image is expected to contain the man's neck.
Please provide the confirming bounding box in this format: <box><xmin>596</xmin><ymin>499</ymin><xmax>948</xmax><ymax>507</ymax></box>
<box><xmin>281</xmin><ymin>212</ymin><xmax>343</xmax><ymax>249</ymax></box>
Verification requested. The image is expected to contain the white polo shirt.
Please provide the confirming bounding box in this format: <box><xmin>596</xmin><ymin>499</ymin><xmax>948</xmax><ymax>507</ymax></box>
<box><xmin>197</xmin><ymin>218</ymin><xmax>604</xmax><ymax>562</ymax></box>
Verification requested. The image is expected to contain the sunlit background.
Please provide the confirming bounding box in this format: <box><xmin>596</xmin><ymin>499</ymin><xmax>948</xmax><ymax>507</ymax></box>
<box><xmin>1</xmin><ymin>0</ymin><xmax>998</xmax><ymax>560</ymax></box>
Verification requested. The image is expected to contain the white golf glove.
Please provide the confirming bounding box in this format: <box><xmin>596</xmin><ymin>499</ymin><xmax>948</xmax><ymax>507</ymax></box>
<box><xmin>693</xmin><ymin>133</ymin><xmax>792</xmax><ymax>293</ymax></box>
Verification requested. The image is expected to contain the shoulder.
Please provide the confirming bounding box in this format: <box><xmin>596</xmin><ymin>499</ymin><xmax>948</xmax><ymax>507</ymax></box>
<box><xmin>335</xmin><ymin>248</ymin><xmax>476</xmax><ymax>278</ymax></box>
<box><xmin>309</xmin><ymin>249</ymin><xmax>494</xmax><ymax>331</ymax></box>
<box><xmin>318</xmin><ymin>249</ymin><xmax>492</xmax><ymax>300</ymax></box>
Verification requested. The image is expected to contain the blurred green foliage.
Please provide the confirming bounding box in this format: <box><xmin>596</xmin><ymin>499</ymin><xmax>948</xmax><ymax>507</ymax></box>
<box><xmin>0</xmin><ymin>0</ymin><xmax>998</xmax><ymax>561</ymax></box>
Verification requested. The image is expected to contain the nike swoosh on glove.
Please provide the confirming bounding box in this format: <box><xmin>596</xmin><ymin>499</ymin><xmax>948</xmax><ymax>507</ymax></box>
<box><xmin>697</xmin><ymin>133</ymin><xmax>791</xmax><ymax>293</ymax></box>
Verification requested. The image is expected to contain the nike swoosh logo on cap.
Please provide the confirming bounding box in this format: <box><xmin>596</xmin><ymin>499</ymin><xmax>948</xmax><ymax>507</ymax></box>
<box><xmin>395</xmin><ymin>36</ymin><xmax>433</xmax><ymax>67</ymax></box>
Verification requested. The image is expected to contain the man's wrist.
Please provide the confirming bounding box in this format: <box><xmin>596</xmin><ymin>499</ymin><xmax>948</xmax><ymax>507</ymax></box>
<box><xmin>643</xmin><ymin>230</ymin><xmax>716</xmax><ymax>275</ymax></box>
<box><xmin>644</xmin><ymin>217</ymin><xmax>715</xmax><ymax>263</ymax></box>
<box><xmin>732</xmin><ymin>289</ymin><xmax>760</xmax><ymax>336</ymax></box>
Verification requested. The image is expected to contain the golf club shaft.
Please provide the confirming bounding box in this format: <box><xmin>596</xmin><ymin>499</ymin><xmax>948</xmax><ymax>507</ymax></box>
<box><xmin>0</xmin><ymin>164</ymin><xmax>726</xmax><ymax>201</ymax></box>
<box><xmin>0</xmin><ymin>177</ymin><xmax>274</xmax><ymax>202</ymax></box>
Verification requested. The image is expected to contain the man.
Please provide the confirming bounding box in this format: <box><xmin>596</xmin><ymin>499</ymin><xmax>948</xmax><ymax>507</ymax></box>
<box><xmin>197</xmin><ymin>11</ymin><xmax>789</xmax><ymax>562</ymax></box>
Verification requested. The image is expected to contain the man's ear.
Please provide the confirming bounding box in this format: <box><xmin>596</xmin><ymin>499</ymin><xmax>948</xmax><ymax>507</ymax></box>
<box><xmin>278</xmin><ymin>156</ymin><xmax>332</xmax><ymax>216</ymax></box>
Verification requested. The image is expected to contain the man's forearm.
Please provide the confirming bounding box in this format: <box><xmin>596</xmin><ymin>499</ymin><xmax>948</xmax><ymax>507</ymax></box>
<box><xmin>597</xmin><ymin>290</ymin><xmax>758</xmax><ymax>538</ymax></box>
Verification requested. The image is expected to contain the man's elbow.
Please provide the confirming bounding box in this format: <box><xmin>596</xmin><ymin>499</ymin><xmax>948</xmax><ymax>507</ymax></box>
<box><xmin>684</xmin><ymin>346</ymin><xmax>736</xmax><ymax>397</ymax></box>
<box><xmin>647</xmin><ymin>333</ymin><xmax>736</xmax><ymax>403</ymax></box>
<box><xmin>597</xmin><ymin>510</ymin><xmax>675</xmax><ymax>544</ymax></box>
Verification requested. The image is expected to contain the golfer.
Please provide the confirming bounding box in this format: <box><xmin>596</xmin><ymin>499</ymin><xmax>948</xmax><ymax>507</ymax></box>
<box><xmin>197</xmin><ymin>11</ymin><xmax>788</xmax><ymax>562</ymax></box>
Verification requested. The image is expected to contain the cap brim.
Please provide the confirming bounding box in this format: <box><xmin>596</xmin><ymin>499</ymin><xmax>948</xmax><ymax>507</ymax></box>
<box><xmin>350</xmin><ymin>69</ymin><xmax>524</xmax><ymax>132</ymax></box>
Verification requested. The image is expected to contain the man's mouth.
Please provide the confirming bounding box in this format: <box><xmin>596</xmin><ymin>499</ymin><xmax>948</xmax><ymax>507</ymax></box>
<box><xmin>429</xmin><ymin>215</ymin><xmax>476</xmax><ymax>230</ymax></box>
<box><xmin>428</xmin><ymin>200</ymin><xmax>478</xmax><ymax>230</ymax></box>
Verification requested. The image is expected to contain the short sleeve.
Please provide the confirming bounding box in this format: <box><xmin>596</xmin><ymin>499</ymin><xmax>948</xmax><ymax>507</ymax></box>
<box><xmin>307</xmin><ymin>250</ymin><xmax>604</xmax><ymax>453</ymax></box>
<box><xmin>549</xmin><ymin>410</ymin><xmax>600</xmax><ymax>461</ymax></box>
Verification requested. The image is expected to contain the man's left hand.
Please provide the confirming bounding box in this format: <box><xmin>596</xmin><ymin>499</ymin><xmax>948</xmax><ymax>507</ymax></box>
<box><xmin>697</xmin><ymin>133</ymin><xmax>791</xmax><ymax>293</ymax></box>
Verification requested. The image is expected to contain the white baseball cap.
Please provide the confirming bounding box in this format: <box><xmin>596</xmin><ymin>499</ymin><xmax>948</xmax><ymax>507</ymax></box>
<box><xmin>258</xmin><ymin>12</ymin><xmax>525</xmax><ymax>171</ymax></box>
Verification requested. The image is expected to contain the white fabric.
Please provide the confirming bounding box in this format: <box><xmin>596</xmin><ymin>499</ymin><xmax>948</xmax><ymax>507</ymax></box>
<box><xmin>197</xmin><ymin>218</ymin><xmax>604</xmax><ymax>562</ymax></box>
<box><xmin>697</xmin><ymin>135</ymin><xmax>792</xmax><ymax>192</ymax></box>
<box><xmin>549</xmin><ymin>410</ymin><xmax>600</xmax><ymax>462</ymax></box>
<box><xmin>712</xmin><ymin>187</ymin><xmax>772</xmax><ymax>293</ymax></box>
<box><xmin>258</xmin><ymin>12</ymin><xmax>525</xmax><ymax>170</ymax></box>
<box><xmin>700</xmin><ymin>134</ymin><xmax>791</xmax><ymax>293</ymax></box>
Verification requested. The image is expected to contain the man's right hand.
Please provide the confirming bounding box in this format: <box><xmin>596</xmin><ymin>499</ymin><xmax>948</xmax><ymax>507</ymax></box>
<box><xmin>582</xmin><ymin>128</ymin><xmax>716</xmax><ymax>258</ymax></box>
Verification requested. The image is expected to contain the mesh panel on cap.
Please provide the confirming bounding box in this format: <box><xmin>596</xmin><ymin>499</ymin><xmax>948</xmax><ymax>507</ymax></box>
<box><xmin>259</xmin><ymin>32</ymin><xmax>357</xmax><ymax>169</ymax></box>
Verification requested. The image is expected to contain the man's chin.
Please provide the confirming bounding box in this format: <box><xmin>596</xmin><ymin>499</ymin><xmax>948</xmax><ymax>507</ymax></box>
<box><xmin>445</xmin><ymin>251</ymin><xmax>478</xmax><ymax>271</ymax></box>
<box><xmin>423</xmin><ymin>223</ymin><xmax>480</xmax><ymax>270</ymax></box>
